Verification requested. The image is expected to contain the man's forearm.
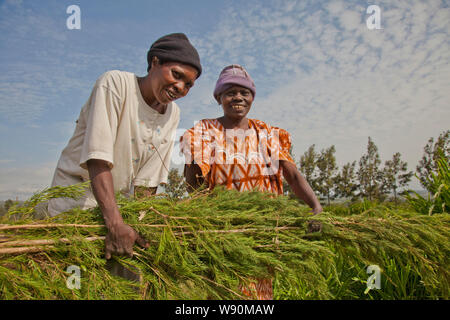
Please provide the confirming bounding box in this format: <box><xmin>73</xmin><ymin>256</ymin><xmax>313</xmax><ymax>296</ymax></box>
<box><xmin>87</xmin><ymin>159</ymin><xmax>123</xmax><ymax>229</ymax></box>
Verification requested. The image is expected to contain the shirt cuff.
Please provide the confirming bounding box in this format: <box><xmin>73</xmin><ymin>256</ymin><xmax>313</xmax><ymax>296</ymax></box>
<box><xmin>79</xmin><ymin>152</ymin><xmax>114</xmax><ymax>170</ymax></box>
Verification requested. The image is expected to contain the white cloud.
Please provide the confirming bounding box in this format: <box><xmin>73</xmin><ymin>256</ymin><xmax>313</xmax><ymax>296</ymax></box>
<box><xmin>1</xmin><ymin>0</ymin><xmax>448</xmax><ymax>198</ymax></box>
<box><xmin>339</xmin><ymin>9</ymin><xmax>363</xmax><ymax>31</ymax></box>
<box><xmin>0</xmin><ymin>1</ymin><xmax>147</xmax><ymax>124</ymax></box>
<box><xmin>0</xmin><ymin>162</ymin><xmax>55</xmax><ymax>200</ymax></box>
<box><xmin>182</xmin><ymin>0</ymin><xmax>450</xmax><ymax>184</ymax></box>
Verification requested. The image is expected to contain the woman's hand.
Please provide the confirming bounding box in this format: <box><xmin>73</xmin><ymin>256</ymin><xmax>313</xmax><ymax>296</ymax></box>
<box><xmin>307</xmin><ymin>219</ymin><xmax>322</xmax><ymax>233</ymax></box>
<box><xmin>87</xmin><ymin>159</ymin><xmax>149</xmax><ymax>259</ymax></box>
<box><xmin>184</xmin><ymin>163</ymin><xmax>205</xmax><ymax>192</ymax></box>
<box><xmin>311</xmin><ymin>204</ymin><xmax>323</xmax><ymax>215</ymax></box>
<box><xmin>307</xmin><ymin>205</ymin><xmax>323</xmax><ymax>233</ymax></box>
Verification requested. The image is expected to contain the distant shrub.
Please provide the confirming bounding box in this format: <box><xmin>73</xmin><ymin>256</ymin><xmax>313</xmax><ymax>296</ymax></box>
<box><xmin>405</xmin><ymin>152</ymin><xmax>449</xmax><ymax>215</ymax></box>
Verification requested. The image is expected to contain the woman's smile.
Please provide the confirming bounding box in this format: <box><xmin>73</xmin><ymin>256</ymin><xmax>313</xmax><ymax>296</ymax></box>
<box><xmin>231</xmin><ymin>104</ymin><xmax>246</xmax><ymax>112</ymax></box>
<box><xmin>165</xmin><ymin>88</ymin><xmax>177</xmax><ymax>101</ymax></box>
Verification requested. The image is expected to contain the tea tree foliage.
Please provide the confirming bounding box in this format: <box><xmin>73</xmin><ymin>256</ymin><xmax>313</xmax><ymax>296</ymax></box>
<box><xmin>0</xmin><ymin>185</ymin><xmax>448</xmax><ymax>300</ymax></box>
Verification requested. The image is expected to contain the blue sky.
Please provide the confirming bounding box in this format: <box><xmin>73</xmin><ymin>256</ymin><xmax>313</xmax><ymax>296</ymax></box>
<box><xmin>0</xmin><ymin>0</ymin><xmax>449</xmax><ymax>200</ymax></box>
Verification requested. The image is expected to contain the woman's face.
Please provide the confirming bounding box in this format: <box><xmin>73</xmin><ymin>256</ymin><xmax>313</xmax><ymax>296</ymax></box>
<box><xmin>220</xmin><ymin>85</ymin><xmax>254</xmax><ymax>121</ymax></box>
<box><xmin>150</xmin><ymin>60</ymin><xmax>198</xmax><ymax>104</ymax></box>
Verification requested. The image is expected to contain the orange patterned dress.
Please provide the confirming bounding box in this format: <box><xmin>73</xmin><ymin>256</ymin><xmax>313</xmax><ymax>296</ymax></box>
<box><xmin>180</xmin><ymin>118</ymin><xmax>295</xmax><ymax>195</ymax></box>
<box><xmin>181</xmin><ymin>118</ymin><xmax>295</xmax><ymax>299</ymax></box>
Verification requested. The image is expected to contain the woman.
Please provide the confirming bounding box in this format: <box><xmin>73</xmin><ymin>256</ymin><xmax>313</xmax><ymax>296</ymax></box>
<box><xmin>180</xmin><ymin>64</ymin><xmax>322</xmax><ymax>299</ymax></box>
<box><xmin>49</xmin><ymin>33</ymin><xmax>202</xmax><ymax>260</ymax></box>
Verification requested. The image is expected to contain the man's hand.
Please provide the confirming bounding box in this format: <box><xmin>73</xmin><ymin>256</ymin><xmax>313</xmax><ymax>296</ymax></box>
<box><xmin>105</xmin><ymin>221</ymin><xmax>149</xmax><ymax>259</ymax></box>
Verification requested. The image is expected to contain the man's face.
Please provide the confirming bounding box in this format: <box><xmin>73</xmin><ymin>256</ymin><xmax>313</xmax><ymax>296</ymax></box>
<box><xmin>150</xmin><ymin>61</ymin><xmax>198</xmax><ymax>104</ymax></box>
<box><xmin>220</xmin><ymin>85</ymin><xmax>254</xmax><ymax>121</ymax></box>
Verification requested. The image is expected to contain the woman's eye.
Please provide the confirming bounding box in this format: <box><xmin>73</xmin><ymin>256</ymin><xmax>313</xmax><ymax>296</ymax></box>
<box><xmin>172</xmin><ymin>70</ymin><xmax>181</xmax><ymax>79</ymax></box>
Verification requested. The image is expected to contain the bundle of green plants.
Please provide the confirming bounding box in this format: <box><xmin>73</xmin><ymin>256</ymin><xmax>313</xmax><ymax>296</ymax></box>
<box><xmin>406</xmin><ymin>152</ymin><xmax>449</xmax><ymax>215</ymax></box>
<box><xmin>0</xmin><ymin>184</ymin><xmax>448</xmax><ymax>300</ymax></box>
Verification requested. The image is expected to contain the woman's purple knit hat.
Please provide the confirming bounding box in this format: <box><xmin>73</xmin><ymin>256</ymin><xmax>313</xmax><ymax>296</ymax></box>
<box><xmin>213</xmin><ymin>64</ymin><xmax>256</xmax><ymax>104</ymax></box>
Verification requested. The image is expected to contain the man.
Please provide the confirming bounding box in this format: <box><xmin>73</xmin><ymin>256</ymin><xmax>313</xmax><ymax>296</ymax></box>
<box><xmin>49</xmin><ymin>33</ymin><xmax>202</xmax><ymax>259</ymax></box>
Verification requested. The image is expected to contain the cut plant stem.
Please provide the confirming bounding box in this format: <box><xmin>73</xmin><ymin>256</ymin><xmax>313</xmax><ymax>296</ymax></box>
<box><xmin>0</xmin><ymin>245</ymin><xmax>56</xmax><ymax>255</ymax></box>
<box><xmin>0</xmin><ymin>236</ymin><xmax>105</xmax><ymax>248</ymax></box>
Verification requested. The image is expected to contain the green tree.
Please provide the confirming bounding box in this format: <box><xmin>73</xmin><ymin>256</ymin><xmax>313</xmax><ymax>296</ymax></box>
<box><xmin>406</xmin><ymin>151</ymin><xmax>449</xmax><ymax>214</ymax></box>
<box><xmin>4</xmin><ymin>199</ymin><xmax>14</xmax><ymax>211</ymax></box>
<box><xmin>357</xmin><ymin>137</ymin><xmax>382</xmax><ymax>201</ymax></box>
<box><xmin>335</xmin><ymin>161</ymin><xmax>358</xmax><ymax>200</ymax></box>
<box><xmin>316</xmin><ymin>145</ymin><xmax>338</xmax><ymax>205</ymax></box>
<box><xmin>163</xmin><ymin>168</ymin><xmax>187</xmax><ymax>199</ymax></box>
<box><xmin>416</xmin><ymin>130</ymin><xmax>449</xmax><ymax>192</ymax></box>
<box><xmin>299</xmin><ymin>144</ymin><xmax>319</xmax><ymax>190</ymax></box>
<box><xmin>382</xmin><ymin>152</ymin><xmax>413</xmax><ymax>202</ymax></box>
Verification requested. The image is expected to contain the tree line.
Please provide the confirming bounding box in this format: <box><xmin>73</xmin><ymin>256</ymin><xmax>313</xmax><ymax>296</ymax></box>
<box><xmin>284</xmin><ymin>130</ymin><xmax>449</xmax><ymax>205</ymax></box>
<box><xmin>0</xmin><ymin>199</ymin><xmax>15</xmax><ymax>217</ymax></box>
<box><xmin>160</xmin><ymin>129</ymin><xmax>448</xmax><ymax>205</ymax></box>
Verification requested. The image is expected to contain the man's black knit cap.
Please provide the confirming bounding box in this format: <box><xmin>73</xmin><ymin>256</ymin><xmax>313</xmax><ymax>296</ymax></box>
<box><xmin>147</xmin><ymin>33</ymin><xmax>202</xmax><ymax>78</ymax></box>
